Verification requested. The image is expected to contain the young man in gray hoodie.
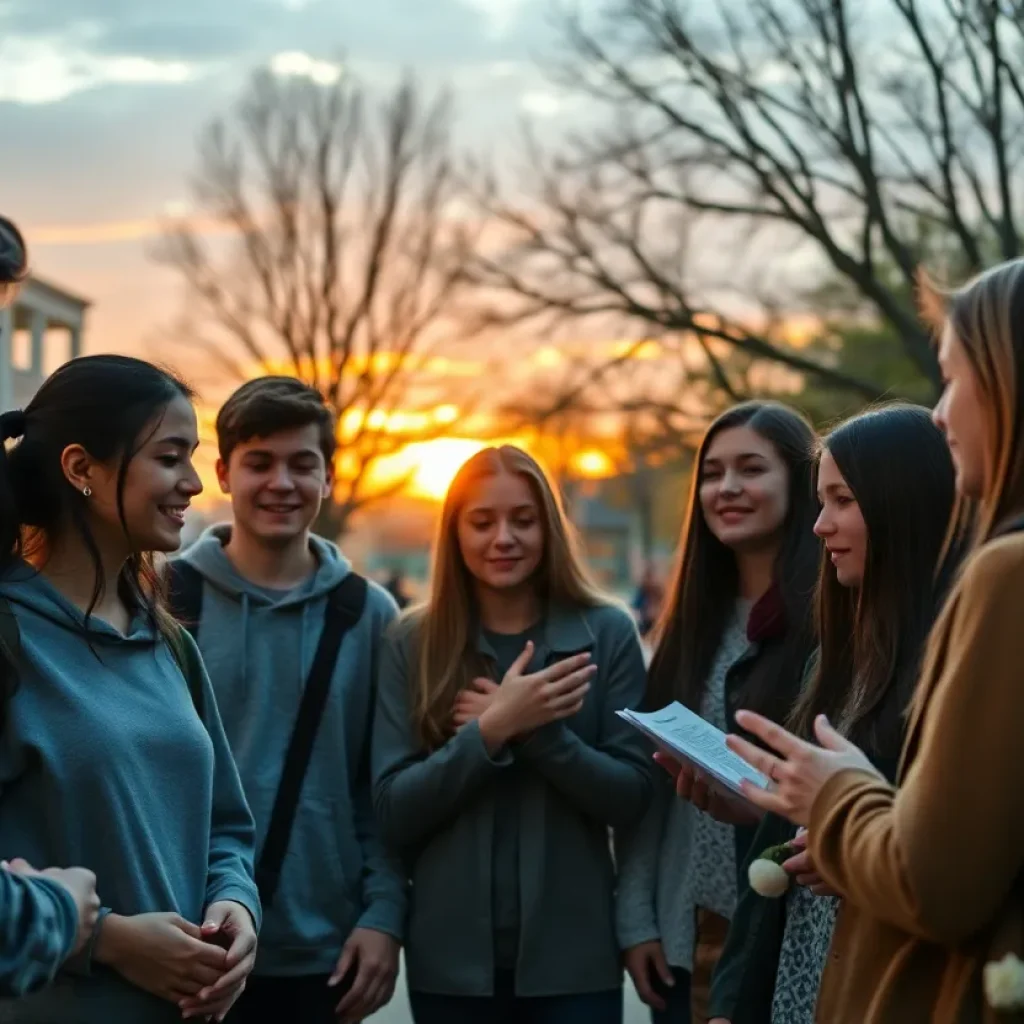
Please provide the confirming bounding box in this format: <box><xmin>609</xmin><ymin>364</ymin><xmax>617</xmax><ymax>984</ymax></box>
<box><xmin>168</xmin><ymin>377</ymin><xmax>405</xmax><ymax>1023</ymax></box>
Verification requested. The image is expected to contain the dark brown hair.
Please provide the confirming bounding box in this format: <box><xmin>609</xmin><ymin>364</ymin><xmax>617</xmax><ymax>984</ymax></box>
<box><xmin>789</xmin><ymin>405</ymin><xmax>958</xmax><ymax>757</ymax></box>
<box><xmin>0</xmin><ymin>355</ymin><xmax>194</xmax><ymax>627</ymax></box>
<box><xmin>0</xmin><ymin>216</ymin><xmax>28</xmax><ymax>306</ymax></box>
<box><xmin>646</xmin><ymin>401</ymin><xmax>819</xmax><ymax>716</ymax></box>
<box><xmin>216</xmin><ymin>376</ymin><xmax>336</xmax><ymax>466</ymax></box>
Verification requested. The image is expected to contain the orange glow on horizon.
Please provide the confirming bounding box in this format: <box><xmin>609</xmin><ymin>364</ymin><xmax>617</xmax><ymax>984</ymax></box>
<box><xmin>376</xmin><ymin>438</ymin><xmax>492</xmax><ymax>500</ymax></box>
<box><xmin>570</xmin><ymin>448</ymin><xmax>615</xmax><ymax>478</ymax></box>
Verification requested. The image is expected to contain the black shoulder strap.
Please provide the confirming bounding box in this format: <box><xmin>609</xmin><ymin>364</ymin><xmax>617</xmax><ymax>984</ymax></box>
<box><xmin>0</xmin><ymin>596</ymin><xmax>20</xmax><ymax>671</ymax></box>
<box><xmin>166</xmin><ymin>560</ymin><xmax>204</xmax><ymax>641</ymax></box>
<box><xmin>256</xmin><ymin>572</ymin><xmax>369</xmax><ymax>907</ymax></box>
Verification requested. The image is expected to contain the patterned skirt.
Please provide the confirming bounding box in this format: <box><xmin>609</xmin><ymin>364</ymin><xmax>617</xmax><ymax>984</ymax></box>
<box><xmin>770</xmin><ymin>886</ymin><xmax>840</xmax><ymax>1024</ymax></box>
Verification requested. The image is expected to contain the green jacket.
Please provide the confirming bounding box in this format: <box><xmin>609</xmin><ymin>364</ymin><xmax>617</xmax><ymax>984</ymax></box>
<box><xmin>371</xmin><ymin>601</ymin><xmax>655</xmax><ymax>997</ymax></box>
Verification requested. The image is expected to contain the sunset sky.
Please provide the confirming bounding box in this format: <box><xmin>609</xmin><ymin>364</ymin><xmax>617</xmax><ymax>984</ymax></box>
<box><xmin>1</xmin><ymin>0</ymin><xmax>603</xmax><ymax>500</ymax></box>
<box><xmin>1</xmin><ymin>0</ymin><xmax>577</xmax><ymax>362</ymax></box>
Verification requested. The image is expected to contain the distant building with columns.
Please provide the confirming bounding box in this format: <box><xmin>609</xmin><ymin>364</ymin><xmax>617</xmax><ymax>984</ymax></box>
<box><xmin>0</xmin><ymin>276</ymin><xmax>88</xmax><ymax>410</ymax></box>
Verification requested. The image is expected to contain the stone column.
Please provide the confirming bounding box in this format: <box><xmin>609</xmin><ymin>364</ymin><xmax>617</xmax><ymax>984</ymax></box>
<box><xmin>0</xmin><ymin>308</ymin><xmax>12</xmax><ymax>412</ymax></box>
<box><xmin>30</xmin><ymin>309</ymin><xmax>45</xmax><ymax>377</ymax></box>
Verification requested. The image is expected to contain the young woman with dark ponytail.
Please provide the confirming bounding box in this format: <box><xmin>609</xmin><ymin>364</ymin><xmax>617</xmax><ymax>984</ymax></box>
<box><xmin>0</xmin><ymin>354</ymin><xmax>259</xmax><ymax>1023</ymax></box>
<box><xmin>0</xmin><ymin>216</ymin><xmax>101</xmax><ymax>999</ymax></box>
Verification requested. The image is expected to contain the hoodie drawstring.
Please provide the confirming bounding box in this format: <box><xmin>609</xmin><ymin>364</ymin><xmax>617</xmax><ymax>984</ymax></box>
<box><xmin>239</xmin><ymin>593</ymin><xmax>250</xmax><ymax>684</ymax></box>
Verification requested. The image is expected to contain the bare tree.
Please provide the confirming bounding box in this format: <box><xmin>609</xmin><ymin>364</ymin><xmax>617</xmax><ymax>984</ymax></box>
<box><xmin>158</xmin><ymin>68</ymin><xmax>481</xmax><ymax>536</ymax></box>
<box><xmin>469</xmin><ymin>0</ymin><xmax>1024</xmax><ymax>402</ymax></box>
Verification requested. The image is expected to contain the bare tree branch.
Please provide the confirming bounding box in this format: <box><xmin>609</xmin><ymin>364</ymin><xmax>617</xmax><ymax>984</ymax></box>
<box><xmin>156</xmin><ymin>68</ymin><xmax>485</xmax><ymax>534</ymax></box>
<box><xmin>467</xmin><ymin>0</ymin><xmax>1024</xmax><ymax>408</ymax></box>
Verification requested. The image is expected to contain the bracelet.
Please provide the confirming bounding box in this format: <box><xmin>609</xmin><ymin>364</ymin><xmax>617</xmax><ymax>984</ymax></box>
<box><xmin>83</xmin><ymin>907</ymin><xmax>112</xmax><ymax>974</ymax></box>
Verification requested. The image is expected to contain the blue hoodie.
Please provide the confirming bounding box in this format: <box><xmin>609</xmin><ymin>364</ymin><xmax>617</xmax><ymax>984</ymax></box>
<box><xmin>0</xmin><ymin>563</ymin><xmax>260</xmax><ymax>1023</ymax></box>
<box><xmin>173</xmin><ymin>526</ymin><xmax>406</xmax><ymax>976</ymax></box>
<box><xmin>0</xmin><ymin>872</ymin><xmax>78</xmax><ymax>997</ymax></box>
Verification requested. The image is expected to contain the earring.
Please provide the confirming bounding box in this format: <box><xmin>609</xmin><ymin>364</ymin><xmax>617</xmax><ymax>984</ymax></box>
<box><xmin>82</xmin><ymin>486</ymin><xmax>92</xmax><ymax>498</ymax></box>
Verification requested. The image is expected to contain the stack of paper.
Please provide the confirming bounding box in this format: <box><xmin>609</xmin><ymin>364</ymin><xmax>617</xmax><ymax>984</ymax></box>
<box><xmin>617</xmin><ymin>701</ymin><xmax>770</xmax><ymax>803</ymax></box>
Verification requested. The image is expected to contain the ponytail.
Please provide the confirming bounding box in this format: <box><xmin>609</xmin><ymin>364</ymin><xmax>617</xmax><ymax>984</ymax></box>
<box><xmin>0</xmin><ymin>409</ymin><xmax>27</xmax><ymax>577</ymax></box>
<box><xmin>0</xmin><ymin>356</ymin><xmax>194</xmax><ymax>635</ymax></box>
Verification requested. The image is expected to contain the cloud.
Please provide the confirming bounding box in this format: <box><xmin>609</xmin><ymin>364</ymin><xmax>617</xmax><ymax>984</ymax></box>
<box><xmin>269</xmin><ymin>51</ymin><xmax>343</xmax><ymax>85</ymax></box>
<box><xmin>0</xmin><ymin>35</ymin><xmax>200</xmax><ymax>103</ymax></box>
<box><xmin>520</xmin><ymin>89</ymin><xmax>570</xmax><ymax>118</ymax></box>
<box><xmin>0</xmin><ymin>0</ymin><xmax>574</xmax><ymax>363</ymax></box>
<box><xmin>0</xmin><ymin>0</ymin><xmax>537</xmax><ymax>76</ymax></box>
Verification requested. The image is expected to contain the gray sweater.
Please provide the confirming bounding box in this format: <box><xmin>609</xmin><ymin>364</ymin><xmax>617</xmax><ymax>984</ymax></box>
<box><xmin>174</xmin><ymin>527</ymin><xmax>406</xmax><ymax>976</ymax></box>
<box><xmin>373</xmin><ymin>601</ymin><xmax>655</xmax><ymax>997</ymax></box>
<box><xmin>615</xmin><ymin>606</ymin><xmax>751</xmax><ymax>971</ymax></box>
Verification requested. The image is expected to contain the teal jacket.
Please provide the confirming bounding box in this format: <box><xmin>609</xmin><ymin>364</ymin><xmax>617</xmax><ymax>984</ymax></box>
<box><xmin>0</xmin><ymin>872</ymin><xmax>78</xmax><ymax>997</ymax></box>
<box><xmin>372</xmin><ymin>601</ymin><xmax>655</xmax><ymax>997</ymax></box>
<box><xmin>0</xmin><ymin>564</ymin><xmax>259</xmax><ymax>1022</ymax></box>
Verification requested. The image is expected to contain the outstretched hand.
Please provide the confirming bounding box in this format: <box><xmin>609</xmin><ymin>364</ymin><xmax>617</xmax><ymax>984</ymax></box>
<box><xmin>726</xmin><ymin>711</ymin><xmax>884</xmax><ymax>826</ymax></box>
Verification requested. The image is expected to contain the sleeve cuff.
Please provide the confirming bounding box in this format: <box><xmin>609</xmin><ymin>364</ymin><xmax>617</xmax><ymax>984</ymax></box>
<box><xmin>61</xmin><ymin>905</ymin><xmax>112</xmax><ymax>978</ymax></box>
<box><xmin>615</xmin><ymin>920</ymin><xmax>660</xmax><ymax>951</ymax></box>
<box><xmin>205</xmin><ymin>886</ymin><xmax>263</xmax><ymax>933</ymax></box>
<box><xmin>514</xmin><ymin>721</ymin><xmax>570</xmax><ymax>760</ymax></box>
<box><xmin>466</xmin><ymin>719</ymin><xmax>514</xmax><ymax>767</ymax></box>
<box><xmin>809</xmin><ymin>768</ymin><xmax>892</xmax><ymax>842</ymax></box>
<box><xmin>356</xmin><ymin>899</ymin><xmax>406</xmax><ymax>943</ymax></box>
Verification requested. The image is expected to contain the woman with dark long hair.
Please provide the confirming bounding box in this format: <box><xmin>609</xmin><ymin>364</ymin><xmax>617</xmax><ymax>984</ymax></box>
<box><xmin>616</xmin><ymin>402</ymin><xmax>819</xmax><ymax>1024</ymax></box>
<box><xmin>727</xmin><ymin>258</ymin><xmax>1024</xmax><ymax>1021</ymax></box>
<box><xmin>0</xmin><ymin>355</ymin><xmax>259</xmax><ymax>1022</ymax></box>
<box><xmin>0</xmin><ymin>215</ymin><xmax>102</xmax><ymax>999</ymax></box>
<box><xmin>708</xmin><ymin>404</ymin><xmax>958</xmax><ymax>1024</ymax></box>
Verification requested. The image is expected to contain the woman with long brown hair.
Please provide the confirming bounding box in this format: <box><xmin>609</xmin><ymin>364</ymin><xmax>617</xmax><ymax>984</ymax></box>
<box><xmin>708</xmin><ymin>405</ymin><xmax>958</xmax><ymax>1024</ymax></box>
<box><xmin>616</xmin><ymin>401</ymin><xmax>820</xmax><ymax>1024</ymax></box>
<box><xmin>372</xmin><ymin>444</ymin><xmax>653</xmax><ymax>1024</ymax></box>
<box><xmin>728</xmin><ymin>258</ymin><xmax>1024</xmax><ymax>1021</ymax></box>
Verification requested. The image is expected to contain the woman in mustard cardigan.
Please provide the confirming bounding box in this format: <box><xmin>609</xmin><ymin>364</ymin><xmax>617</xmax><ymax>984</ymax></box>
<box><xmin>727</xmin><ymin>258</ymin><xmax>1024</xmax><ymax>1023</ymax></box>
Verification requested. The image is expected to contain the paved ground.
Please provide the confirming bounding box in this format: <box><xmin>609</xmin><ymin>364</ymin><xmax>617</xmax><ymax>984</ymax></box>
<box><xmin>369</xmin><ymin>967</ymin><xmax>648</xmax><ymax>1023</ymax></box>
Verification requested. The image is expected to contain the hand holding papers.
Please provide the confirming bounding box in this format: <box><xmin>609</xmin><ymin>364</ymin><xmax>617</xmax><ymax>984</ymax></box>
<box><xmin>617</xmin><ymin>701</ymin><xmax>771</xmax><ymax>812</ymax></box>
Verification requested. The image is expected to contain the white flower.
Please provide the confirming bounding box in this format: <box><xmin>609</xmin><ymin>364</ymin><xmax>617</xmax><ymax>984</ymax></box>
<box><xmin>985</xmin><ymin>953</ymin><xmax>1024</xmax><ymax>1011</ymax></box>
<box><xmin>748</xmin><ymin>857</ymin><xmax>790</xmax><ymax>898</ymax></box>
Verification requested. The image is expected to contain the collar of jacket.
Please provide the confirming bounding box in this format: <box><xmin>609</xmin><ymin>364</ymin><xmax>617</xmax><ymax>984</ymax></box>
<box><xmin>474</xmin><ymin>602</ymin><xmax>596</xmax><ymax>661</ymax></box>
<box><xmin>746</xmin><ymin>583</ymin><xmax>787</xmax><ymax>643</ymax></box>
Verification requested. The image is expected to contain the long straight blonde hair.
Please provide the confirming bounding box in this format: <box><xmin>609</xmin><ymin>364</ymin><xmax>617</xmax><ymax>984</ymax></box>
<box><xmin>412</xmin><ymin>445</ymin><xmax>608</xmax><ymax>750</ymax></box>
<box><xmin>920</xmin><ymin>260</ymin><xmax>1024</xmax><ymax>545</ymax></box>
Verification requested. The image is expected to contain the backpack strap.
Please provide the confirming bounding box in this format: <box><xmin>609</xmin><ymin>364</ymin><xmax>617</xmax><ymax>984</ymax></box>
<box><xmin>0</xmin><ymin>596</ymin><xmax>20</xmax><ymax>671</ymax></box>
<box><xmin>166</xmin><ymin>561</ymin><xmax>204</xmax><ymax>641</ymax></box>
<box><xmin>256</xmin><ymin>572</ymin><xmax>369</xmax><ymax>908</ymax></box>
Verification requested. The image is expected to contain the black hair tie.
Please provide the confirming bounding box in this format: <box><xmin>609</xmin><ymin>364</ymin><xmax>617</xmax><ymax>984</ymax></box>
<box><xmin>0</xmin><ymin>410</ymin><xmax>26</xmax><ymax>442</ymax></box>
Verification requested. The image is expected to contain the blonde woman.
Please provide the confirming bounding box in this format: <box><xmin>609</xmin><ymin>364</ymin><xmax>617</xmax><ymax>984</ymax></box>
<box><xmin>372</xmin><ymin>445</ymin><xmax>654</xmax><ymax>1024</ymax></box>
<box><xmin>727</xmin><ymin>258</ymin><xmax>1024</xmax><ymax>1022</ymax></box>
